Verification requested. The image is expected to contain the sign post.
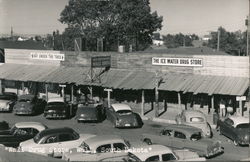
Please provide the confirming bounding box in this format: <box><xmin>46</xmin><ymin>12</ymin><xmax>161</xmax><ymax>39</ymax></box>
<box><xmin>104</xmin><ymin>88</ymin><xmax>112</xmax><ymax>108</ymax></box>
<box><xmin>236</xmin><ymin>96</ymin><xmax>246</xmax><ymax>116</ymax></box>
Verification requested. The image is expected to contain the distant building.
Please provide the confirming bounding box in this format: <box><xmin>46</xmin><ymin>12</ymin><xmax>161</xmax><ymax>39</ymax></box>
<box><xmin>202</xmin><ymin>35</ymin><xmax>211</xmax><ymax>41</ymax></box>
<box><xmin>152</xmin><ymin>39</ymin><xmax>164</xmax><ymax>46</ymax></box>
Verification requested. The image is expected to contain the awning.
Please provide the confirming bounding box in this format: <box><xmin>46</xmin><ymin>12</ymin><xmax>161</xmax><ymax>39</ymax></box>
<box><xmin>100</xmin><ymin>69</ymin><xmax>156</xmax><ymax>90</ymax></box>
<box><xmin>159</xmin><ymin>73</ymin><xmax>249</xmax><ymax>96</ymax></box>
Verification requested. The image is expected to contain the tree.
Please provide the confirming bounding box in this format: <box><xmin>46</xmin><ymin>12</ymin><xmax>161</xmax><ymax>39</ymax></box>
<box><xmin>163</xmin><ymin>33</ymin><xmax>198</xmax><ymax>48</ymax></box>
<box><xmin>59</xmin><ymin>0</ymin><xmax>163</xmax><ymax>51</ymax></box>
<box><xmin>206</xmin><ymin>27</ymin><xmax>246</xmax><ymax>56</ymax></box>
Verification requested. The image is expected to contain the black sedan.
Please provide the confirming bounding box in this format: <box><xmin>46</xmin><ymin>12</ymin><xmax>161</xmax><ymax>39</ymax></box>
<box><xmin>0</xmin><ymin>122</ymin><xmax>47</xmax><ymax>148</ymax></box>
<box><xmin>217</xmin><ymin>116</ymin><xmax>250</xmax><ymax>146</ymax></box>
<box><xmin>75</xmin><ymin>104</ymin><xmax>104</xmax><ymax>122</ymax></box>
<box><xmin>44</xmin><ymin>97</ymin><xmax>70</xmax><ymax>119</ymax></box>
<box><xmin>105</xmin><ymin>103</ymin><xmax>143</xmax><ymax>128</ymax></box>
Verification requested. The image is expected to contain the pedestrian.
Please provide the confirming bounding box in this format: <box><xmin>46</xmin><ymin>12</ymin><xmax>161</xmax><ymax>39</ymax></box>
<box><xmin>219</xmin><ymin>99</ymin><xmax>226</xmax><ymax>117</ymax></box>
<box><xmin>226</xmin><ymin>99</ymin><xmax>233</xmax><ymax>116</ymax></box>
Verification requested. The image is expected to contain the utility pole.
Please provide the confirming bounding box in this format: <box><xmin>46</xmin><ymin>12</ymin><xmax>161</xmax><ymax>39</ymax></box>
<box><xmin>217</xmin><ymin>28</ymin><xmax>220</xmax><ymax>51</ymax></box>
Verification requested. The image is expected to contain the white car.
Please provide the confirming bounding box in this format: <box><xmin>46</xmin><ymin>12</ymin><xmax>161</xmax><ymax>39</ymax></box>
<box><xmin>0</xmin><ymin>92</ymin><xmax>17</xmax><ymax>112</ymax></box>
<box><xmin>19</xmin><ymin>127</ymin><xmax>92</xmax><ymax>158</ymax></box>
<box><xmin>62</xmin><ymin>134</ymin><xmax>130</xmax><ymax>161</ymax></box>
<box><xmin>175</xmin><ymin>110</ymin><xmax>212</xmax><ymax>137</ymax></box>
<box><xmin>101</xmin><ymin>145</ymin><xmax>206</xmax><ymax>161</ymax></box>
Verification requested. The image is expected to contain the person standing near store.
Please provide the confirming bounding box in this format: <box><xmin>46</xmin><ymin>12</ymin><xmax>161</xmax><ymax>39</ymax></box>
<box><xmin>219</xmin><ymin>99</ymin><xmax>226</xmax><ymax>117</ymax></box>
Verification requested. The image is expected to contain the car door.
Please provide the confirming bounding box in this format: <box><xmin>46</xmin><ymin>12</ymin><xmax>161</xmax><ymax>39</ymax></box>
<box><xmin>222</xmin><ymin>118</ymin><xmax>234</xmax><ymax>139</ymax></box>
<box><xmin>172</xmin><ymin>131</ymin><xmax>186</xmax><ymax>149</ymax></box>
<box><xmin>11</xmin><ymin>128</ymin><xmax>34</xmax><ymax>147</ymax></box>
<box><xmin>56</xmin><ymin>133</ymin><xmax>78</xmax><ymax>156</ymax></box>
<box><xmin>40</xmin><ymin>134</ymin><xmax>59</xmax><ymax>156</ymax></box>
<box><xmin>95</xmin><ymin>144</ymin><xmax>112</xmax><ymax>161</ymax></box>
<box><xmin>106</xmin><ymin>107</ymin><xmax>116</xmax><ymax>123</ymax></box>
<box><xmin>160</xmin><ymin>129</ymin><xmax>173</xmax><ymax>147</ymax></box>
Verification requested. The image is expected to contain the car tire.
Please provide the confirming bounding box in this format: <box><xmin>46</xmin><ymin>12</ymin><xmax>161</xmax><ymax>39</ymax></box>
<box><xmin>143</xmin><ymin>138</ymin><xmax>152</xmax><ymax>145</ymax></box>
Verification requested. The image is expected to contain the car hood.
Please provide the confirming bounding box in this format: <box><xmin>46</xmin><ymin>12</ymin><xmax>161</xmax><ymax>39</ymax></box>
<box><xmin>174</xmin><ymin>149</ymin><xmax>206</xmax><ymax>161</ymax></box>
<box><xmin>14</xmin><ymin>102</ymin><xmax>33</xmax><ymax>109</ymax></box>
<box><xmin>20</xmin><ymin>138</ymin><xmax>36</xmax><ymax>148</ymax></box>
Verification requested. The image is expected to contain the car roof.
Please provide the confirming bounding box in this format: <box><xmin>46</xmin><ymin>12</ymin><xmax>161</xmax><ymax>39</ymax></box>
<box><xmin>18</xmin><ymin>94</ymin><xmax>35</xmax><ymax>100</ymax></box>
<box><xmin>84</xmin><ymin>135</ymin><xmax>125</xmax><ymax>150</ymax></box>
<box><xmin>130</xmin><ymin>145</ymin><xmax>173</xmax><ymax>161</ymax></box>
<box><xmin>228</xmin><ymin>116</ymin><xmax>249</xmax><ymax>127</ymax></box>
<box><xmin>111</xmin><ymin>104</ymin><xmax>132</xmax><ymax>112</ymax></box>
<box><xmin>14</xmin><ymin>122</ymin><xmax>47</xmax><ymax>132</ymax></box>
<box><xmin>165</xmin><ymin>124</ymin><xmax>201</xmax><ymax>135</ymax></box>
<box><xmin>38</xmin><ymin>127</ymin><xmax>75</xmax><ymax>137</ymax></box>
<box><xmin>47</xmin><ymin>97</ymin><xmax>64</xmax><ymax>103</ymax></box>
<box><xmin>182</xmin><ymin>110</ymin><xmax>206</xmax><ymax>119</ymax></box>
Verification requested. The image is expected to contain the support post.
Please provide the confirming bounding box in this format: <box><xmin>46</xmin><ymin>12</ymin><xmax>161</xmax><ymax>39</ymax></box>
<box><xmin>61</xmin><ymin>87</ymin><xmax>65</xmax><ymax>101</ymax></box>
<box><xmin>155</xmin><ymin>87</ymin><xmax>159</xmax><ymax>117</ymax></box>
<box><xmin>45</xmin><ymin>83</ymin><xmax>48</xmax><ymax>102</ymax></box>
<box><xmin>88</xmin><ymin>86</ymin><xmax>93</xmax><ymax>100</ymax></box>
<box><xmin>0</xmin><ymin>79</ymin><xmax>2</xmax><ymax>94</ymax></box>
<box><xmin>71</xmin><ymin>84</ymin><xmax>74</xmax><ymax>102</ymax></box>
<box><xmin>104</xmin><ymin>89</ymin><xmax>112</xmax><ymax>108</ymax></box>
<box><xmin>21</xmin><ymin>82</ymin><xmax>25</xmax><ymax>95</ymax></box>
<box><xmin>178</xmin><ymin>92</ymin><xmax>181</xmax><ymax>109</ymax></box>
<box><xmin>211</xmin><ymin>95</ymin><xmax>214</xmax><ymax>110</ymax></box>
<box><xmin>141</xmin><ymin>90</ymin><xmax>145</xmax><ymax>116</ymax></box>
<box><xmin>239</xmin><ymin>99</ymin><xmax>243</xmax><ymax>116</ymax></box>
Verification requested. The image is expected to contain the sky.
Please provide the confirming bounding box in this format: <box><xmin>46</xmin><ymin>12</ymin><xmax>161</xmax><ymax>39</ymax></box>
<box><xmin>0</xmin><ymin>0</ymin><xmax>248</xmax><ymax>36</ymax></box>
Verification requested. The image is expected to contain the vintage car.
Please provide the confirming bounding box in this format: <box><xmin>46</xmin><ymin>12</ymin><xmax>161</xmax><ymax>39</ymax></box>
<box><xmin>0</xmin><ymin>120</ymin><xmax>9</xmax><ymax>131</ymax></box>
<box><xmin>105</xmin><ymin>103</ymin><xmax>143</xmax><ymax>128</ymax></box>
<box><xmin>13</xmin><ymin>94</ymin><xmax>46</xmax><ymax>115</ymax></box>
<box><xmin>100</xmin><ymin>145</ymin><xmax>206</xmax><ymax>161</ymax></box>
<box><xmin>44</xmin><ymin>97</ymin><xmax>70</xmax><ymax>119</ymax></box>
<box><xmin>0</xmin><ymin>92</ymin><xmax>17</xmax><ymax>112</ymax></box>
<box><xmin>142</xmin><ymin>124</ymin><xmax>223</xmax><ymax>158</ymax></box>
<box><xmin>0</xmin><ymin>122</ymin><xmax>47</xmax><ymax>148</ymax></box>
<box><xmin>19</xmin><ymin>127</ymin><xmax>91</xmax><ymax>158</ymax></box>
<box><xmin>217</xmin><ymin>116</ymin><xmax>250</xmax><ymax>146</ymax></box>
<box><xmin>175</xmin><ymin>110</ymin><xmax>212</xmax><ymax>138</ymax></box>
<box><xmin>62</xmin><ymin>134</ymin><xmax>130</xmax><ymax>161</ymax></box>
<box><xmin>75</xmin><ymin>104</ymin><xmax>105</xmax><ymax>122</ymax></box>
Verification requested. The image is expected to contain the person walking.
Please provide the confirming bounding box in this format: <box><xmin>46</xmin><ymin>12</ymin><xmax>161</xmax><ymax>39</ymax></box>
<box><xmin>219</xmin><ymin>99</ymin><xmax>226</xmax><ymax>117</ymax></box>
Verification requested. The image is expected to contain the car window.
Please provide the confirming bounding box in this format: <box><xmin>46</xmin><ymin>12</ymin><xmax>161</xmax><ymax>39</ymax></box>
<box><xmin>190</xmin><ymin>132</ymin><xmax>202</xmax><ymax>141</ymax></box>
<box><xmin>161</xmin><ymin>129</ymin><xmax>173</xmax><ymax>136</ymax></box>
<box><xmin>236</xmin><ymin>123</ymin><xmax>250</xmax><ymax>129</ymax></box>
<box><xmin>190</xmin><ymin>117</ymin><xmax>204</xmax><ymax>122</ymax></box>
<box><xmin>145</xmin><ymin>155</ymin><xmax>160</xmax><ymax>162</ymax></box>
<box><xmin>116</xmin><ymin>110</ymin><xmax>132</xmax><ymax>115</ymax></box>
<box><xmin>96</xmin><ymin>144</ymin><xmax>112</xmax><ymax>153</ymax></box>
<box><xmin>44</xmin><ymin>135</ymin><xmax>58</xmax><ymax>144</ymax></box>
<box><xmin>162</xmin><ymin>153</ymin><xmax>177</xmax><ymax>161</ymax></box>
<box><xmin>113</xmin><ymin>143</ymin><xmax>127</xmax><ymax>152</ymax></box>
<box><xmin>58</xmin><ymin>133</ymin><xmax>74</xmax><ymax>142</ymax></box>
<box><xmin>32</xmin><ymin>128</ymin><xmax>39</xmax><ymax>135</ymax></box>
<box><xmin>224</xmin><ymin>118</ymin><xmax>234</xmax><ymax>126</ymax></box>
<box><xmin>174</xmin><ymin>131</ymin><xmax>186</xmax><ymax>139</ymax></box>
<box><xmin>14</xmin><ymin>128</ymin><xmax>30</xmax><ymax>136</ymax></box>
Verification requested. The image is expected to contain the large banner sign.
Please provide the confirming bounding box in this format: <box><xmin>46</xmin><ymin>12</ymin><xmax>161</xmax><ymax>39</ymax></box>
<box><xmin>152</xmin><ymin>57</ymin><xmax>203</xmax><ymax>67</ymax></box>
<box><xmin>30</xmin><ymin>52</ymin><xmax>65</xmax><ymax>61</ymax></box>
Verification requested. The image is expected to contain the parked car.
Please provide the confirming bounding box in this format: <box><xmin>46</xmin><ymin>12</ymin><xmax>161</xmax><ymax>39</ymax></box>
<box><xmin>44</xmin><ymin>97</ymin><xmax>70</xmax><ymax>119</ymax></box>
<box><xmin>217</xmin><ymin>116</ymin><xmax>250</xmax><ymax>146</ymax></box>
<box><xmin>105</xmin><ymin>103</ymin><xmax>143</xmax><ymax>128</ymax></box>
<box><xmin>75</xmin><ymin>104</ymin><xmax>105</xmax><ymax>122</ymax></box>
<box><xmin>142</xmin><ymin>124</ymin><xmax>223</xmax><ymax>158</ymax></box>
<box><xmin>13</xmin><ymin>94</ymin><xmax>46</xmax><ymax>115</ymax></box>
<box><xmin>19</xmin><ymin>127</ymin><xmax>91</xmax><ymax>158</ymax></box>
<box><xmin>0</xmin><ymin>122</ymin><xmax>47</xmax><ymax>148</ymax></box>
<box><xmin>0</xmin><ymin>92</ymin><xmax>17</xmax><ymax>112</ymax></box>
<box><xmin>100</xmin><ymin>145</ymin><xmax>206</xmax><ymax>161</ymax></box>
<box><xmin>175</xmin><ymin>110</ymin><xmax>212</xmax><ymax>138</ymax></box>
<box><xmin>0</xmin><ymin>120</ymin><xmax>9</xmax><ymax>131</ymax></box>
<box><xmin>62</xmin><ymin>134</ymin><xmax>130</xmax><ymax>161</ymax></box>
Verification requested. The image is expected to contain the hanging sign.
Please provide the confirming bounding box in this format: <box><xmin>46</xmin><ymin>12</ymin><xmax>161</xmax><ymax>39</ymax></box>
<box><xmin>30</xmin><ymin>52</ymin><xmax>65</xmax><ymax>61</ymax></box>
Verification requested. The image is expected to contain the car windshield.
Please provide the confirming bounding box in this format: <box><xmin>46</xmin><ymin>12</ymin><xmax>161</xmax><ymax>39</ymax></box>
<box><xmin>0</xmin><ymin>95</ymin><xmax>14</xmax><ymax>100</ymax></box>
<box><xmin>117</xmin><ymin>110</ymin><xmax>132</xmax><ymax>115</ymax></box>
<box><xmin>190</xmin><ymin>117</ymin><xmax>204</xmax><ymax>123</ymax></box>
<box><xmin>127</xmin><ymin>152</ymin><xmax>141</xmax><ymax>161</ymax></box>
<box><xmin>236</xmin><ymin>123</ymin><xmax>250</xmax><ymax>129</ymax></box>
<box><xmin>18</xmin><ymin>99</ymin><xmax>31</xmax><ymax>103</ymax></box>
<box><xmin>190</xmin><ymin>132</ymin><xmax>202</xmax><ymax>141</ymax></box>
<box><xmin>10</xmin><ymin>126</ymin><xmax>18</xmax><ymax>134</ymax></box>
<box><xmin>33</xmin><ymin>133</ymin><xmax>42</xmax><ymax>143</ymax></box>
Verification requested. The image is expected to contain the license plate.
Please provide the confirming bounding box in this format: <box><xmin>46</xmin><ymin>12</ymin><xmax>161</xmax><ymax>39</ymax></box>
<box><xmin>125</xmin><ymin>124</ymin><xmax>131</xmax><ymax>127</ymax></box>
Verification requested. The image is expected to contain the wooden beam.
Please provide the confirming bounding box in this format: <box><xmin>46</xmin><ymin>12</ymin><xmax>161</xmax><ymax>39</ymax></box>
<box><xmin>141</xmin><ymin>90</ymin><xmax>145</xmax><ymax>116</ymax></box>
<box><xmin>211</xmin><ymin>95</ymin><xmax>214</xmax><ymax>110</ymax></box>
<box><xmin>178</xmin><ymin>92</ymin><xmax>181</xmax><ymax>109</ymax></box>
<box><xmin>45</xmin><ymin>84</ymin><xmax>48</xmax><ymax>102</ymax></box>
<box><xmin>0</xmin><ymin>79</ymin><xmax>2</xmax><ymax>94</ymax></box>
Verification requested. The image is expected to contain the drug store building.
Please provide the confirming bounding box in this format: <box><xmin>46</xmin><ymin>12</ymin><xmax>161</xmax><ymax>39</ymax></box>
<box><xmin>0</xmin><ymin>47</ymin><xmax>249</xmax><ymax>118</ymax></box>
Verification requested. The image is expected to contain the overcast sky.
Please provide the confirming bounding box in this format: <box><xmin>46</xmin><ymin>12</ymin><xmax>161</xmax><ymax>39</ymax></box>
<box><xmin>0</xmin><ymin>0</ymin><xmax>248</xmax><ymax>36</ymax></box>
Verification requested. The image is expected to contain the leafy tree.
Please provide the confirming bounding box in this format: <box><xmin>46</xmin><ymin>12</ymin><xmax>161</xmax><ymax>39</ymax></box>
<box><xmin>59</xmin><ymin>0</ymin><xmax>163</xmax><ymax>51</ymax></box>
<box><xmin>207</xmin><ymin>27</ymin><xmax>247</xmax><ymax>56</ymax></box>
<box><xmin>163</xmin><ymin>33</ymin><xmax>198</xmax><ymax>48</ymax></box>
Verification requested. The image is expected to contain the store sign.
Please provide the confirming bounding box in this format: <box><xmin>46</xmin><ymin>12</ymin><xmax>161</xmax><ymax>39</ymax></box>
<box><xmin>91</xmin><ymin>56</ymin><xmax>111</xmax><ymax>68</ymax></box>
<box><xmin>30</xmin><ymin>52</ymin><xmax>65</xmax><ymax>61</ymax></box>
<box><xmin>152</xmin><ymin>57</ymin><xmax>203</xmax><ymax>67</ymax></box>
<box><xmin>236</xmin><ymin>96</ymin><xmax>246</xmax><ymax>101</ymax></box>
